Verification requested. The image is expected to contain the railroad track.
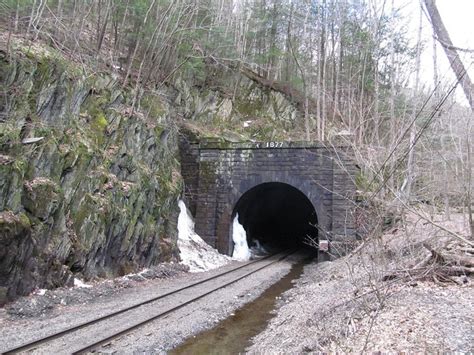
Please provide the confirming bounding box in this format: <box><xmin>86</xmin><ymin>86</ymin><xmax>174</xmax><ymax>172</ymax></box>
<box><xmin>3</xmin><ymin>249</ymin><xmax>296</xmax><ymax>354</ymax></box>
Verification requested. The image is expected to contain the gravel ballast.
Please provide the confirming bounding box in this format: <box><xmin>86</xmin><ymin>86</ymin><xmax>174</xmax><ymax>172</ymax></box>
<box><xmin>0</xmin><ymin>254</ymin><xmax>300</xmax><ymax>353</ymax></box>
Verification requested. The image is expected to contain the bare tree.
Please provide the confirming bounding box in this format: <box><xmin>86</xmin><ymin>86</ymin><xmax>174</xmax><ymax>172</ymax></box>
<box><xmin>423</xmin><ymin>0</ymin><xmax>474</xmax><ymax>111</ymax></box>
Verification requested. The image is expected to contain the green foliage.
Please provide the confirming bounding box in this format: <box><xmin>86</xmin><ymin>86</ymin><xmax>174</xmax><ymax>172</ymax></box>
<box><xmin>141</xmin><ymin>94</ymin><xmax>166</xmax><ymax>118</ymax></box>
<box><xmin>183</xmin><ymin>57</ymin><xmax>206</xmax><ymax>83</ymax></box>
<box><xmin>3</xmin><ymin>0</ymin><xmax>417</xmax><ymax>146</ymax></box>
<box><xmin>92</xmin><ymin>113</ymin><xmax>108</xmax><ymax>131</ymax></box>
<box><xmin>289</xmin><ymin>76</ymin><xmax>304</xmax><ymax>91</ymax></box>
<box><xmin>355</xmin><ymin>171</ymin><xmax>372</xmax><ymax>192</ymax></box>
<box><xmin>235</xmin><ymin>97</ymin><xmax>264</xmax><ymax>119</ymax></box>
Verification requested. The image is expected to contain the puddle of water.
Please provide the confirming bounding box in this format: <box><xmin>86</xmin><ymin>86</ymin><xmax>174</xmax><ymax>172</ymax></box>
<box><xmin>170</xmin><ymin>254</ymin><xmax>314</xmax><ymax>355</ymax></box>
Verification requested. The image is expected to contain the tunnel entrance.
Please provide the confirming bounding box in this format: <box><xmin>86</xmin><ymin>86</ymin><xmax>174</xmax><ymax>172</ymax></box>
<box><xmin>231</xmin><ymin>182</ymin><xmax>318</xmax><ymax>252</ymax></box>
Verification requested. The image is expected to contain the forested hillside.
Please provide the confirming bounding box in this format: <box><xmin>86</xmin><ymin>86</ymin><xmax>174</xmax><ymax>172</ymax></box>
<box><xmin>2</xmin><ymin>0</ymin><xmax>472</xmax><ymax>201</ymax></box>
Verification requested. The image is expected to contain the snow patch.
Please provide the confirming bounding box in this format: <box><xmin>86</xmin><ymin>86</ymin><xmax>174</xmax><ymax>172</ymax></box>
<box><xmin>232</xmin><ymin>214</ymin><xmax>251</xmax><ymax>261</ymax></box>
<box><xmin>74</xmin><ymin>278</ymin><xmax>92</xmax><ymax>288</ymax></box>
<box><xmin>249</xmin><ymin>240</ymin><xmax>268</xmax><ymax>258</ymax></box>
<box><xmin>178</xmin><ymin>200</ymin><xmax>230</xmax><ymax>272</ymax></box>
<box><xmin>120</xmin><ymin>268</ymin><xmax>150</xmax><ymax>281</ymax></box>
<box><xmin>34</xmin><ymin>289</ymin><xmax>47</xmax><ymax>296</ymax></box>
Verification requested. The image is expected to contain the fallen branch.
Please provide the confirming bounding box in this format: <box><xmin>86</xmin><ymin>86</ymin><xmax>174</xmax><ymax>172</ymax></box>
<box><xmin>382</xmin><ymin>242</ymin><xmax>474</xmax><ymax>282</ymax></box>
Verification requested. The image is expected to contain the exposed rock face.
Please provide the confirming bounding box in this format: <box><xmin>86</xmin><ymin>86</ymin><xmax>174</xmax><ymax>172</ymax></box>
<box><xmin>0</xmin><ymin>48</ymin><xmax>181</xmax><ymax>304</ymax></box>
<box><xmin>172</xmin><ymin>63</ymin><xmax>303</xmax><ymax>141</ymax></box>
<box><xmin>0</xmin><ymin>43</ymin><xmax>305</xmax><ymax>305</ymax></box>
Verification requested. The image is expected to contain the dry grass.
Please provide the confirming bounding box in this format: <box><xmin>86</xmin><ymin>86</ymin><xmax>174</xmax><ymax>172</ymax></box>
<box><xmin>248</xmin><ymin>209</ymin><xmax>474</xmax><ymax>353</ymax></box>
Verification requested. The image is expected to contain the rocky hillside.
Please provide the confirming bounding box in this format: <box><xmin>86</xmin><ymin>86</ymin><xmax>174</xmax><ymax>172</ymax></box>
<box><xmin>0</xmin><ymin>40</ymin><xmax>304</xmax><ymax>305</ymax></box>
<box><xmin>0</xmin><ymin>43</ymin><xmax>185</xmax><ymax>305</ymax></box>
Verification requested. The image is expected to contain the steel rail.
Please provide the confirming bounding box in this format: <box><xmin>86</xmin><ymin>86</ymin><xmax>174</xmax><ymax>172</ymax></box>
<box><xmin>3</xmin><ymin>250</ymin><xmax>294</xmax><ymax>354</ymax></box>
<box><xmin>73</xmin><ymin>249</ymin><xmax>296</xmax><ymax>354</ymax></box>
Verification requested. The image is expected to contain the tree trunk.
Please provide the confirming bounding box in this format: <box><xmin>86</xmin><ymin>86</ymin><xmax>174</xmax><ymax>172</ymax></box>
<box><xmin>14</xmin><ymin>0</ymin><xmax>20</xmax><ymax>32</ymax></box>
<box><xmin>402</xmin><ymin>5</ymin><xmax>423</xmax><ymax>201</ymax></box>
<box><xmin>97</xmin><ymin>0</ymin><xmax>111</xmax><ymax>54</ymax></box>
<box><xmin>423</xmin><ymin>0</ymin><xmax>474</xmax><ymax>110</ymax></box>
<box><xmin>467</xmin><ymin>115</ymin><xmax>474</xmax><ymax>239</ymax></box>
<box><xmin>27</xmin><ymin>0</ymin><xmax>37</xmax><ymax>35</ymax></box>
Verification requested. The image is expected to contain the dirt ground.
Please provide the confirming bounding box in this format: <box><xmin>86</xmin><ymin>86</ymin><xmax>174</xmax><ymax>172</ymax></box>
<box><xmin>248</xmin><ymin>211</ymin><xmax>474</xmax><ymax>353</ymax></box>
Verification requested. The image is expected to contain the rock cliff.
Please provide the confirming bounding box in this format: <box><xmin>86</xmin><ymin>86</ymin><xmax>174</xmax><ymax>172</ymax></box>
<box><xmin>0</xmin><ymin>45</ymin><xmax>182</xmax><ymax>304</ymax></box>
<box><xmin>0</xmin><ymin>42</ymin><xmax>303</xmax><ymax>305</ymax></box>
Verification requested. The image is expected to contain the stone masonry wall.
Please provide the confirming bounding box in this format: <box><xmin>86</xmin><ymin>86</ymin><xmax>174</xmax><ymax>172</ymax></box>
<box><xmin>181</xmin><ymin>140</ymin><xmax>357</xmax><ymax>255</ymax></box>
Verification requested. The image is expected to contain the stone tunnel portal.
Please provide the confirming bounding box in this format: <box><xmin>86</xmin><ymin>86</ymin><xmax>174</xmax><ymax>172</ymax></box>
<box><xmin>180</xmin><ymin>140</ymin><xmax>357</xmax><ymax>257</ymax></box>
<box><xmin>232</xmin><ymin>182</ymin><xmax>318</xmax><ymax>251</ymax></box>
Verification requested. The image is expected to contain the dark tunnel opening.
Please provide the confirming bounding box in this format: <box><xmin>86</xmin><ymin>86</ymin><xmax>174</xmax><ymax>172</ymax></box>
<box><xmin>232</xmin><ymin>182</ymin><xmax>318</xmax><ymax>252</ymax></box>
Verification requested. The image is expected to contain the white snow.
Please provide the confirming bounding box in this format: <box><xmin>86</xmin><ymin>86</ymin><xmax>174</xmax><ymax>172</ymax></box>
<box><xmin>249</xmin><ymin>239</ymin><xmax>268</xmax><ymax>258</ymax></box>
<box><xmin>178</xmin><ymin>200</ymin><xmax>230</xmax><ymax>272</ymax></box>
<box><xmin>232</xmin><ymin>214</ymin><xmax>251</xmax><ymax>261</ymax></box>
<box><xmin>34</xmin><ymin>289</ymin><xmax>47</xmax><ymax>296</ymax></box>
<box><xmin>22</xmin><ymin>137</ymin><xmax>44</xmax><ymax>144</ymax></box>
<box><xmin>74</xmin><ymin>278</ymin><xmax>92</xmax><ymax>288</ymax></box>
<box><xmin>121</xmin><ymin>268</ymin><xmax>150</xmax><ymax>281</ymax></box>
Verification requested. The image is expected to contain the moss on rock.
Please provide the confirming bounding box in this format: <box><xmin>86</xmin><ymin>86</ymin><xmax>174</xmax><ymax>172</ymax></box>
<box><xmin>0</xmin><ymin>43</ymin><xmax>183</xmax><ymax>302</ymax></box>
<box><xmin>22</xmin><ymin>178</ymin><xmax>60</xmax><ymax>221</ymax></box>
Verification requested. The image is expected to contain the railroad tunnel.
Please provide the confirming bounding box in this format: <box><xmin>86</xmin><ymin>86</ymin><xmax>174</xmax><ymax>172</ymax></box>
<box><xmin>231</xmin><ymin>182</ymin><xmax>318</xmax><ymax>252</ymax></box>
<box><xmin>181</xmin><ymin>141</ymin><xmax>357</xmax><ymax>256</ymax></box>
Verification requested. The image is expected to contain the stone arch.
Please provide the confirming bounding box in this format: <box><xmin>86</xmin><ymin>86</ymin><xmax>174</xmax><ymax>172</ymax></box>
<box><xmin>184</xmin><ymin>141</ymin><xmax>357</xmax><ymax>257</ymax></box>
<box><xmin>216</xmin><ymin>175</ymin><xmax>329</xmax><ymax>254</ymax></box>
